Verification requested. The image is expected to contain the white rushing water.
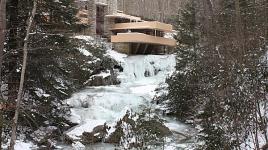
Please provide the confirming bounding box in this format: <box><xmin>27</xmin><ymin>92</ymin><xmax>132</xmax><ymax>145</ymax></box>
<box><xmin>65</xmin><ymin>50</ymin><xmax>196</xmax><ymax>149</ymax></box>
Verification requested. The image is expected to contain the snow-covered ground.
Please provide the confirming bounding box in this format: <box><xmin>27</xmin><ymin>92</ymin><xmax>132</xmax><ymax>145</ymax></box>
<box><xmin>2</xmin><ymin>140</ymin><xmax>37</xmax><ymax>150</ymax></box>
<box><xmin>65</xmin><ymin>44</ymin><xmax>196</xmax><ymax>149</ymax></box>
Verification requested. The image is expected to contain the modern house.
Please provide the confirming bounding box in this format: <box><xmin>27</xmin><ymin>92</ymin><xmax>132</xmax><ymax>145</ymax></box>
<box><xmin>75</xmin><ymin>0</ymin><xmax>177</xmax><ymax>54</ymax></box>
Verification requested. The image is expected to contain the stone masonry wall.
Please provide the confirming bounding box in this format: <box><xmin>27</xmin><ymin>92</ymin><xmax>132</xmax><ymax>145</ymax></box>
<box><xmin>86</xmin><ymin>0</ymin><xmax>117</xmax><ymax>36</ymax></box>
<box><xmin>87</xmin><ymin>0</ymin><xmax>97</xmax><ymax>35</ymax></box>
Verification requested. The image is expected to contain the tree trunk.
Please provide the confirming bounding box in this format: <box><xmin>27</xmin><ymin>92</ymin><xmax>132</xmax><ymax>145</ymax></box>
<box><xmin>9</xmin><ymin>1</ymin><xmax>37</xmax><ymax>149</ymax></box>
<box><xmin>0</xmin><ymin>0</ymin><xmax>6</xmax><ymax>72</ymax></box>
<box><xmin>234</xmin><ymin>0</ymin><xmax>245</xmax><ymax>59</ymax></box>
<box><xmin>266</xmin><ymin>0</ymin><xmax>268</xmax><ymax>40</ymax></box>
<box><xmin>0</xmin><ymin>0</ymin><xmax>6</xmax><ymax>149</ymax></box>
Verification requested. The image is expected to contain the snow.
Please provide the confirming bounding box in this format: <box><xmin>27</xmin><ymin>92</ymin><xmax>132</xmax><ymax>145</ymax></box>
<box><xmin>64</xmin><ymin>37</ymin><xmax>194</xmax><ymax>148</ymax></box>
<box><xmin>66</xmin><ymin>119</ymin><xmax>106</xmax><ymax>140</ymax></box>
<box><xmin>165</xmin><ymin>122</ymin><xmax>189</xmax><ymax>133</ymax></box>
<box><xmin>72</xmin><ymin>141</ymin><xmax>85</xmax><ymax>150</ymax></box>
<box><xmin>34</xmin><ymin>88</ymin><xmax>50</xmax><ymax>98</ymax></box>
<box><xmin>66</xmin><ymin>87</ymin><xmax>147</xmax><ymax>124</ymax></box>
<box><xmin>91</xmin><ymin>70</ymin><xmax>111</xmax><ymax>78</ymax></box>
<box><xmin>129</xmin><ymin>84</ymin><xmax>158</xmax><ymax>96</ymax></box>
<box><xmin>78</xmin><ymin>47</ymin><xmax>92</xmax><ymax>57</ymax></box>
<box><xmin>4</xmin><ymin>141</ymin><xmax>36</xmax><ymax>150</ymax></box>
<box><xmin>66</xmin><ymin>54</ymin><xmax>176</xmax><ymax>140</ymax></box>
<box><xmin>106</xmin><ymin>49</ymin><xmax>127</xmax><ymax>63</ymax></box>
<box><xmin>31</xmin><ymin>126</ymin><xmax>57</xmax><ymax>143</ymax></box>
<box><xmin>14</xmin><ymin>142</ymin><xmax>33</xmax><ymax>150</ymax></box>
<box><xmin>2</xmin><ymin>141</ymin><xmax>38</xmax><ymax>150</ymax></box>
<box><xmin>73</xmin><ymin>35</ymin><xmax>94</xmax><ymax>41</ymax></box>
<box><xmin>240</xmin><ymin>51</ymin><xmax>268</xmax><ymax>149</ymax></box>
<box><xmin>164</xmin><ymin>31</ymin><xmax>176</xmax><ymax>39</ymax></box>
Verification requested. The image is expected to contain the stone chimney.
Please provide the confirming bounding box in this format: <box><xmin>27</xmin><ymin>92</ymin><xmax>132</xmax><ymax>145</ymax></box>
<box><xmin>87</xmin><ymin>0</ymin><xmax>96</xmax><ymax>35</ymax></box>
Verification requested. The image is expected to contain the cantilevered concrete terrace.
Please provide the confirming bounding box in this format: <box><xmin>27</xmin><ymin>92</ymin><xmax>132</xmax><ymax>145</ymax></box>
<box><xmin>111</xmin><ymin>21</ymin><xmax>173</xmax><ymax>32</ymax></box>
<box><xmin>105</xmin><ymin>12</ymin><xmax>142</xmax><ymax>22</ymax></box>
<box><xmin>108</xmin><ymin>17</ymin><xmax>176</xmax><ymax>54</ymax></box>
<box><xmin>111</xmin><ymin>33</ymin><xmax>176</xmax><ymax>47</ymax></box>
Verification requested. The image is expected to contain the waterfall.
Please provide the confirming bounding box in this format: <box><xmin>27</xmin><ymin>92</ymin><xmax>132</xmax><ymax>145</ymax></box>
<box><xmin>120</xmin><ymin>55</ymin><xmax>176</xmax><ymax>82</ymax></box>
<box><xmin>64</xmin><ymin>53</ymin><xmax>196</xmax><ymax>149</ymax></box>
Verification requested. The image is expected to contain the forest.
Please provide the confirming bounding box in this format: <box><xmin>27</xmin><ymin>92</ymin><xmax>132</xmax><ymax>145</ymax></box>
<box><xmin>165</xmin><ymin>0</ymin><xmax>268</xmax><ymax>149</ymax></box>
<box><xmin>0</xmin><ymin>0</ymin><xmax>267</xmax><ymax>149</ymax></box>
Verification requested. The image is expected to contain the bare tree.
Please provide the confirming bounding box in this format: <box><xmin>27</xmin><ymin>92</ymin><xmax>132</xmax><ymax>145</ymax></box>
<box><xmin>9</xmin><ymin>0</ymin><xmax>37</xmax><ymax>149</ymax></box>
<box><xmin>0</xmin><ymin>0</ymin><xmax>6</xmax><ymax>74</ymax></box>
<box><xmin>234</xmin><ymin>0</ymin><xmax>245</xmax><ymax>58</ymax></box>
<box><xmin>0</xmin><ymin>0</ymin><xmax>6</xmax><ymax>149</ymax></box>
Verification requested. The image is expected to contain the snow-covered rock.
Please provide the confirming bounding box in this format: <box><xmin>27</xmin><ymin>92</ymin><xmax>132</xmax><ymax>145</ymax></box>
<box><xmin>84</xmin><ymin>70</ymin><xmax>120</xmax><ymax>86</ymax></box>
<box><xmin>65</xmin><ymin>119</ymin><xmax>106</xmax><ymax>140</ymax></box>
<box><xmin>72</xmin><ymin>141</ymin><xmax>85</xmax><ymax>150</ymax></box>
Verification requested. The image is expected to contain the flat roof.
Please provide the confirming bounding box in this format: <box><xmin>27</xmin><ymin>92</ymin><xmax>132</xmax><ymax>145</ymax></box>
<box><xmin>111</xmin><ymin>33</ymin><xmax>176</xmax><ymax>47</ymax></box>
<box><xmin>105</xmin><ymin>13</ymin><xmax>142</xmax><ymax>21</ymax></box>
<box><xmin>96</xmin><ymin>2</ymin><xmax>108</xmax><ymax>6</ymax></box>
<box><xmin>111</xmin><ymin>21</ymin><xmax>173</xmax><ymax>32</ymax></box>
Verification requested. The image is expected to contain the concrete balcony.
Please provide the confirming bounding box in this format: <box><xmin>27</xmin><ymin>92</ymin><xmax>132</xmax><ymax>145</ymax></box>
<box><xmin>111</xmin><ymin>33</ymin><xmax>176</xmax><ymax>47</ymax></box>
<box><xmin>105</xmin><ymin>13</ymin><xmax>142</xmax><ymax>21</ymax></box>
<box><xmin>111</xmin><ymin>21</ymin><xmax>173</xmax><ymax>32</ymax></box>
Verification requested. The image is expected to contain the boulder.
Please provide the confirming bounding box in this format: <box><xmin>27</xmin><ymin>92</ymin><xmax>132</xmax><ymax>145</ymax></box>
<box><xmin>105</xmin><ymin>113</ymin><xmax>134</xmax><ymax>144</ymax></box>
<box><xmin>81</xmin><ymin>124</ymin><xmax>108</xmax><ymax>144</ymax></box>
<box><xmin>105</xmin><ymin>111</ymin><xmax>173</xmax><ymax>149</ymax></box>
<box><xmin>144</xmin><ymin>70</ymin><xmax>151</xmax><ymax>77</ymax></box>
<box><xmin>85</xmin><ymin>72</ymin><xmax>120</xmax><ymax>86</ymax></box>
<box><xmin>31</xmin><ymin>126</ymin><xmax>59</xmax><ymax>146</ymax></box>
<box><xmin>105</xmin><ymin>125</ymin><xmax>124</xmax><ymax>144</ymax></box>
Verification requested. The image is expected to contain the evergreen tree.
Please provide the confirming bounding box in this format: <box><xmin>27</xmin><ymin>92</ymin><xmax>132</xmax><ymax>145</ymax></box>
<box><xmin>166</xmin><ymin>0</ymin><xmax>200</xmax><ymax>120</ymax></box>
<box><xmin>165</xmin><ymin>0</ymin><xmax>268</xmax><ymax>149</ymax></box>
<box><xmin>2</xmin><ymin>0</ymin><xmax>118</xmax><ymax>145</ymax></box>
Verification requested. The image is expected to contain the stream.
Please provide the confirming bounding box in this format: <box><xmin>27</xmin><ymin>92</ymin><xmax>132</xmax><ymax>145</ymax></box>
<box><xmin>64</xmin><ymin>51</ymin><xmax>197</xmax><ymax>150</ymax></box>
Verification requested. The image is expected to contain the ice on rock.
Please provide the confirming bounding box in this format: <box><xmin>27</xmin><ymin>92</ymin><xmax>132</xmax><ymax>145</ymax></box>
<box><xmin>65</xmin><ymin>49</ymin><xmax>176</xmax><ymax>141</ymax></box>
